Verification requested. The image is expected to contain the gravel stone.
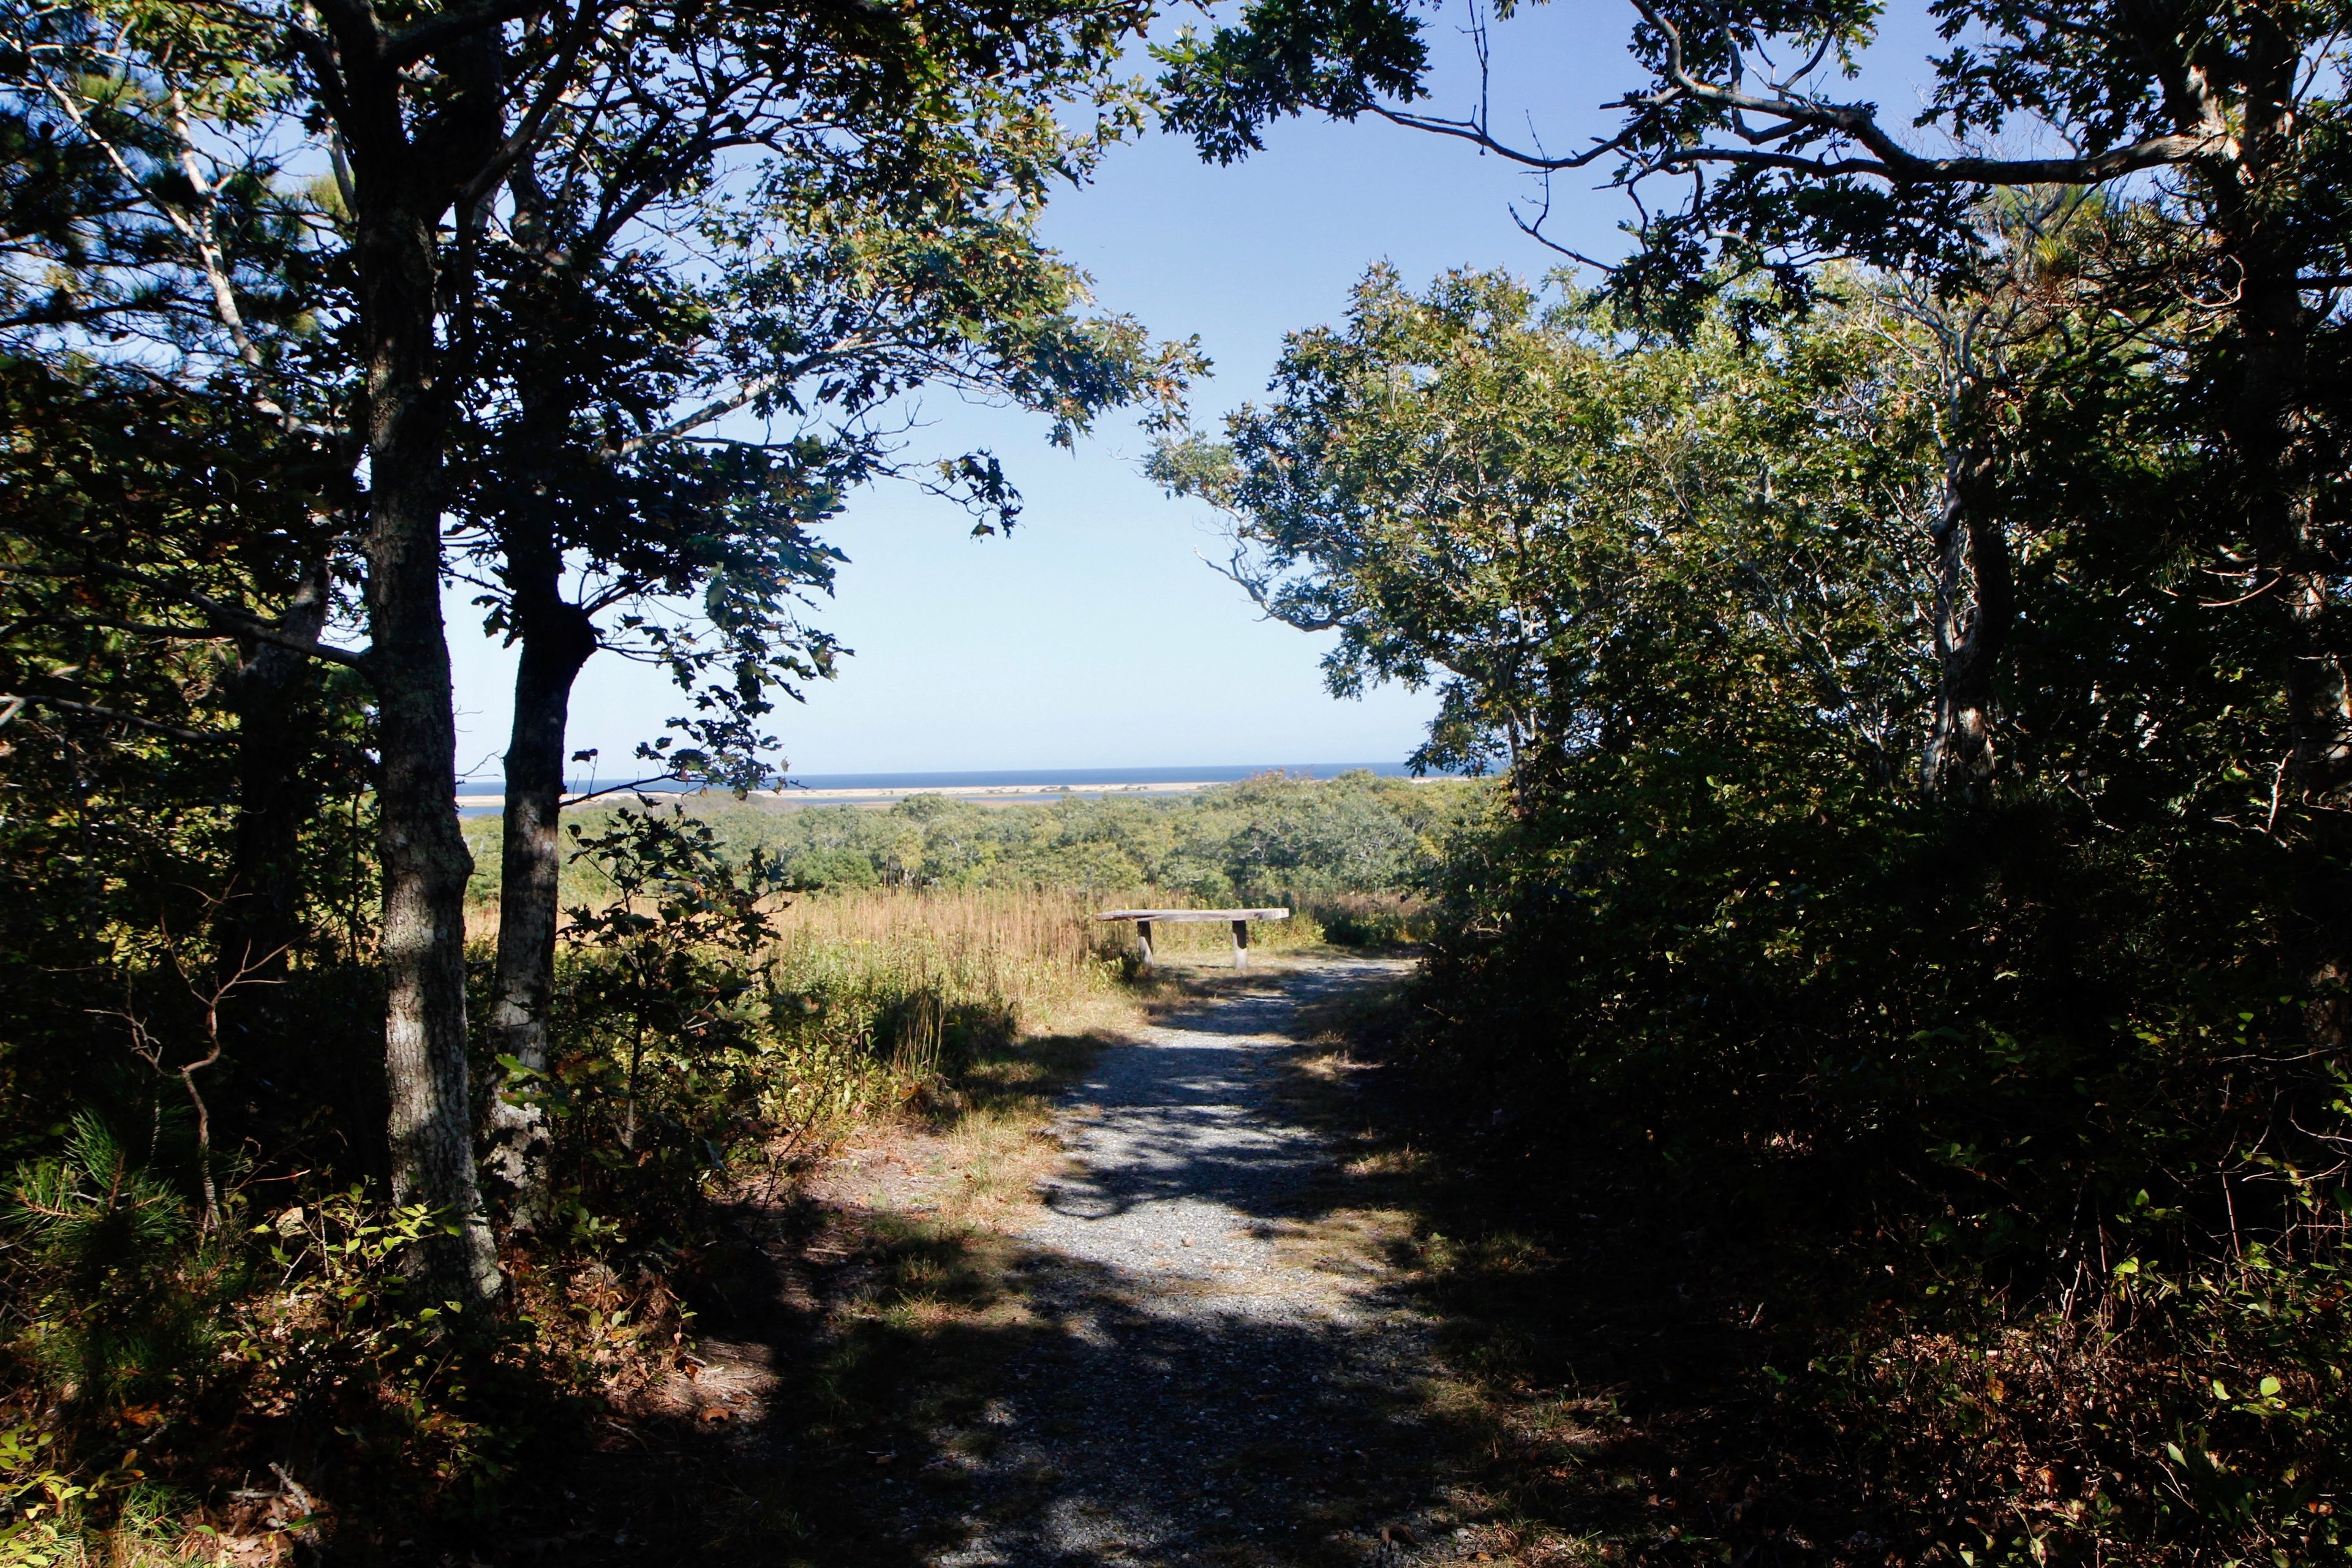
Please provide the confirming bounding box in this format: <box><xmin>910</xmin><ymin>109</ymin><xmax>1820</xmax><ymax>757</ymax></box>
<box><xmin>922</xmin><ymin>956</ymin><xmax>1448</xmax><ymax>1567</ymax></box>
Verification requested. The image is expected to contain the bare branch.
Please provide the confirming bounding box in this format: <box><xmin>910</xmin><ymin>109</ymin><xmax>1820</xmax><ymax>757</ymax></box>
<box><xmin>560</xmin><ymin>771</ymin><xmax>690</xmax><ymax>808</ymax></box>
<box><xmin>1396</xmin><ymin>0</ymin><xmax>2231</xmax><ymax>193</ymax></box>
<box><xmin>1196</xmin><ymin>546</ymin><xmax>1341</xmax><ymax>631</ymax></box>
<box><xmin>1615</xmin><ymin>0</ymin><xmax>2228</xmax><ymax>187</ymax></box>
<box><xmin>1642</xmin><ymin>132</ymin><xmax>2222</xmax><ymax>187</ymax></box>
<box><xmin>1370</xmin><ymin>104</ymin><xmax>1637</xmax><ymax>172</ymax></box>
<box><xmin>457</xmin><ymin>1</ymin><xmax>600</xmax><ymax>207</ymax></box>
<box><xmin>15</xmin><ymin>693</ymin><xmax>235</xmax><ymax>744</ymax></box>
<box><xmin>602</xmin><ymin>339</ymin><xmax>883</xmax><ymax>459</ymax></box>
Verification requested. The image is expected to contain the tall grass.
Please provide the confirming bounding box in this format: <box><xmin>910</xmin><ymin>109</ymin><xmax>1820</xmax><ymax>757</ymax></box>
<box><xmin>751</xmin><ymin>886</ymin><xmax>1365</xmax><ymax>1086</ymax></box>
<box><xmin>499</xmin><ymin>880</ymin><xmax>1397</xmax><ymax>1200</ymax></box>
<box><xmin>770</xmin><ymin>886</ymin><xmax>1126</xmax><ymax>1001</ymax></box>
<box><xmin>758</xmin><ymin>888</ymin><xmax>1131</xmax><ymax>1093</ymax></box>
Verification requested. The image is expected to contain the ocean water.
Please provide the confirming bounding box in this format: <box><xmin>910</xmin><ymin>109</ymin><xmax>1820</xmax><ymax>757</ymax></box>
<box><xmin>454</xmin><ymin>762</ymin><xmax>1425</xmax><ymax>796</ymax></box>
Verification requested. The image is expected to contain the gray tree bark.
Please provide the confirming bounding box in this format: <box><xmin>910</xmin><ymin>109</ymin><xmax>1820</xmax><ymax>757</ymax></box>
<box><xmin>1924</xmin><ymin>442</ymin><xmax>2009</xmax><ymax>802</ymax></box>
<box><xmin>482</xmin><ymin>578</ymin><xmax>597</xmax><ymax>1227</ymax></box>
<box><xmin>333</xmin><ymin>9</ymin><xmax>505</xmax><ymax>1305</ymax></box>
<box><xmin>361</xmin><ymin>328</ymin><xmax>501</xmax><ymax>1300</ymax></box>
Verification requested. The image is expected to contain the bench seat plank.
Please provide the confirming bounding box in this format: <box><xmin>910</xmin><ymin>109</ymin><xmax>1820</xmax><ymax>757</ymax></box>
<box><xmin>1095</xmin><ymin>908</ymin><xmax>1290</xmax><ymax>922</ymax></box>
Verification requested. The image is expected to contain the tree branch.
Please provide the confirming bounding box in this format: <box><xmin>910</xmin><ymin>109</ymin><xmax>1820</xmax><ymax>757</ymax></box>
<box><xmin>1368</xmin><ymin>0</ymin><xmax>2229</xmax><ymax>188</ymax></box>
<box><xmin>1643</xmin><ymin>130</ymin><xmax>2223</xmax><ymax>186</ymax></box>
<box><xmin>1616</xmin><ymin>0</ymin><xmax>2228</xmax><ymax>187</ymax></box>
<box><xmin>1196</xmin><ymin>546</ymin><xmax>1340</xmax><ymax>631</ymax></box>
<box><xmin>456</xmin><ymin>1</ymin><xmax>599</xmax><ymax>208</ymax></box>
<box><xmin>1371</xmin><ymin>104</ymin><xmax>1637</xmax><ymax>171</ymax></box>
<box><xmin>560</xmin><ymin>770</ymin><xmax>689</xmax><ymax>808</ymax></box>
<box><xmin>385</xmin><ymin>0</ymin><xmax>552</xmax><ymax>67</ymax></box>
<box><xmin>74</xmin><ymin>564</ymin><xmax>374</xmax><ymax>671</ymax></box>
<box><xmin>13</xmin><ymin>693</ymin><xmax>235</xmax><ymax>744</ymax></box>
<box><xmin>609</xmin><ymin>377</ymin><xmax>781</xmax><ymax>458</ymax></box>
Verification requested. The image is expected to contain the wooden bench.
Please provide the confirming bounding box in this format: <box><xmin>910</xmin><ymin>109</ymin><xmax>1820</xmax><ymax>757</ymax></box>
<box><xmin>1096</xmin><ymin>907</ymin><xmax>1290</xmax><ymax>969</ymax></box>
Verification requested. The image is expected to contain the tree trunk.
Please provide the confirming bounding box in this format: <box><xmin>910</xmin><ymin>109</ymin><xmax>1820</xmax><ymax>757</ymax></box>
<box><xmin>2230</xmin><ymin>261</ymin><xmax>2347</xmax><ymax>803</ymax></box>
<box><xmin>1924</xmin><ymin>441</ymin><xmax>2009</xmax><ymax>801</ymax></box>
<box><xmin>216</xmin><ymin>556</ymin><xmax>332</xmax><ymax>982</ymax></box>
<box><xmin>2222</xmin><ymin>235</ymin><xmax>2352</xmax><ymax>1045</ymax></box>
<box><xmin>352</xmin><ymin>189</ymin><xmax>500</xmax><ymax>1305</ymax></box>
<box><xmin>2215</xmin><ymin>14</ymin><xmax>2351</xmax><ymax>806</ymax></box>
<box><xmin>2183</xmin><ymin>0</ymin><xmax>2352</xmax><ymax>1042</ymax></box>
<box><xmin>482</xmin><ymin>580</ymin><xmax>597</xmax><ymax>1227</ymax></box>
<box><xmin>364</xmin><ymin>421</ymin><xmax>499</xmax><ymax>1300</ymax></box>
<box><xmin>312</xmin><ymin>0</ymin><xmax>512</xmax><ymax>1306</ymax></box>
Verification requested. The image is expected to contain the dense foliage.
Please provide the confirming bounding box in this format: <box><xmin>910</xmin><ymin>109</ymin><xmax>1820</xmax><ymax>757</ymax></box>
<box><xmin>1163</xmin><ymin>243</ymin><xmax>2352</xmax><ymax>1560</ymax></box>
<box><xmin>1140</xmin><ymin>3</ymin><xmax>2352</xmax><ymax>1556</ymax></box>
<box><xmin>467</xmin><ymin>771</ymin><xmax>1476</xmax><ymax>905</ymax></box>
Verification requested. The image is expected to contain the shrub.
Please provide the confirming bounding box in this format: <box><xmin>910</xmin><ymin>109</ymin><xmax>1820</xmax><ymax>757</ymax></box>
<box><xmin>7</xmin><ymin>1114</ymin><xmax>211</xmax><ymax>1409</ymax></box>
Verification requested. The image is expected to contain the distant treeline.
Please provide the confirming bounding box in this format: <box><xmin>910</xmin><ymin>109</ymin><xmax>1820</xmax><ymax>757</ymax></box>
<box><xmin>467</xmin><ymin>771</ymin><xmax>1485</xmax><ymax>908</ymax></box>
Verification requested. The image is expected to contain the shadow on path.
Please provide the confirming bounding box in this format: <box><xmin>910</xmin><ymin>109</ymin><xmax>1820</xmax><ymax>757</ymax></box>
<box><xmin>451</xmin><ymin>953</ymin><xmax>1894</xmax><ymax>1568</ymax></box>
<box><xmin>514</xmin><ymin>956</ymin><xmax>1480</xmax><ymax>1568</ymax></box>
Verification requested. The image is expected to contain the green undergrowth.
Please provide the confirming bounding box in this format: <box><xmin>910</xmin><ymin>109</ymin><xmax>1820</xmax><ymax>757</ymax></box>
<box><xmin>0</xmin><ymin>864</ymin><xmax>1153</xmax><ymax>1563</ymax></box>
<box><xmin>1280</xmin><ymin>970</ymin><xmax>2352</xmax><ymax>1568</ymax></box>
<box><xmin>462</xmin><ymin>771</ymin><xmax>1483</xmax><ymax>908</ymax></box>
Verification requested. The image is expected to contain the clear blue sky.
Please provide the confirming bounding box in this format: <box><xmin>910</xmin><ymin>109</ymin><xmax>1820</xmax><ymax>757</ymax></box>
<box><xmin>445</xmin><ymin>3</ymin><xmax>1950</xmax><ymax>780</ymax></box>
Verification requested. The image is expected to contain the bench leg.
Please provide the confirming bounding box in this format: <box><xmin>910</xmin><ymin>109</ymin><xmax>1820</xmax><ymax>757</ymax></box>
<box><xmin>1232</xmin><ymin>918</ymin><xmax>1249</xmax><ymax>970</ymax></box>
<box><xmin>1136</xmin><ymin>919</ymin><xmax>1153</xmax><ymax>967</ymax></box>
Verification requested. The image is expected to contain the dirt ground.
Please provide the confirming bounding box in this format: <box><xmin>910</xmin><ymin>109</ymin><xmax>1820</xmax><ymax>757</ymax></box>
<box><xmin>458</xmin><ymin>946</ymin><xmax>1790</xmax><ymax>1568</ymax></box>
<box><xmin>495</xmin><ymin>953</ymin><xmax>1548</xmax><ymax>1567</ymax></box>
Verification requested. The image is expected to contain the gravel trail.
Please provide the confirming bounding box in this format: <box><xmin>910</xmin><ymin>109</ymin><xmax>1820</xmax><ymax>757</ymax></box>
<box><xmin>914</xmin><ymin>955</ymin><xmax>1448</xmax><ymax>1567</ymax></box>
